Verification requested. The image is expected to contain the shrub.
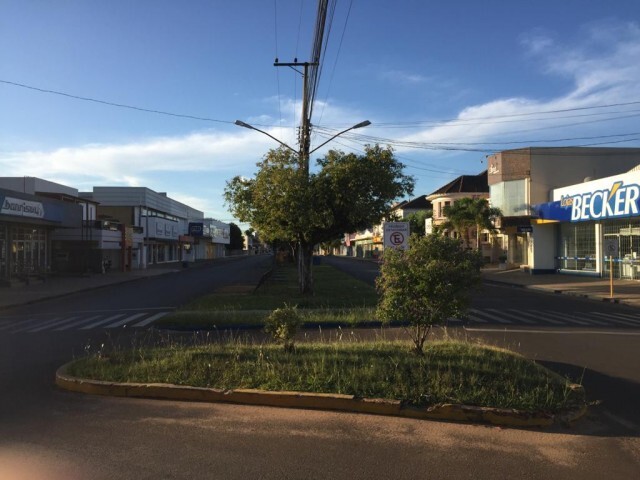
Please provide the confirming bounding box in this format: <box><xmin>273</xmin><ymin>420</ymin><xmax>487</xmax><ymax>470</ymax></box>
<box><xmin>377</xmin><ymin>234</ymin><xmax>483</xmax><ymax>354</ymax></box>
<box><xmin>264</xmin><ymin>304</ymin><xmax>302</xmax><ymax>352</ymax></box>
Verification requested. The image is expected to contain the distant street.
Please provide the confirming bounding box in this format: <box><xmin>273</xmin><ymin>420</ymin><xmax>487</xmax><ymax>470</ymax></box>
<box><xmin>1</xmin><ymin>254</ymin><xmax>639</xmax><ymax>479</ymax></box>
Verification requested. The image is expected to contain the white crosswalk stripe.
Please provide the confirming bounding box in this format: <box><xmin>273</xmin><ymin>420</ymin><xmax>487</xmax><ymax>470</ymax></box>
<box><xmin>469</xmin><ymin>308</ymin><xmax>511</xmax><ymax>324</ymax></box>
<box><xmin>132</xmin><ymin>311</ymin><xmax>170</xmax><ymax>327</ymax></box>
<box><xmin>26</xmin><ymin>316</ymin><xmax>79</xmax><ymax>333</ymax></box>
<box><xmin>500</xmin><ymin>309</ymin><xmax>537</xmax><ymax>325</ymax></box>
<box><xmin>522</xmin><ymin>310</ymin><xmax>564</xmax><ymax>325</ymax></box>
<box><xmin>0</xmin><ymin>310</ymin><xmax>172</xmax><ymax>333</ymax></box>
<box><xmin>462</xmin><ymin>308</ymin><xmax>640</xmax><ymax>328</ymax></box>
<box><xmin>105</xmin><ymin>313</ymin><xmax>146</xmax><ymax>328</ymax></box>
<box><xmin>588</xmin><ymin>311</ymin><xmax>640</xmax><ymax>327</ymax></box>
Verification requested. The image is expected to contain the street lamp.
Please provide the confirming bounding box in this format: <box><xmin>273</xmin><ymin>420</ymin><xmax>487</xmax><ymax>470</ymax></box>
<box><xmin>234</xmin><ymin>119</ymin><xmax>371</xmax><ymax>156</ymax></box>
<box><xmin>308</xmin><ymin>120</ymin><xmax>371</xmax><ymax>154</ymax></box>
<box><xmin>234</xmin><ymin>120</ymin><xmax>297</xmax><ymax>154</ymax></box>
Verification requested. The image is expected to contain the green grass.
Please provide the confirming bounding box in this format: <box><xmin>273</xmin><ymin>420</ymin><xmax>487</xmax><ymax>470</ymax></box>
<box><xmin>157</xmin><ymin>263</ymin><xmax>379</xmax><ymax>329</ymax></box>
<box><xmin>68</xmin><ymin>338</ymin><xmax>584</xmax><ymax>413</ymax></box>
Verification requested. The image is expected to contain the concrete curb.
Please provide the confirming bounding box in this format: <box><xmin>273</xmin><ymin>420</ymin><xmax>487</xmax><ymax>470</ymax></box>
<box><xmin>56</xmin><ymin>362</ymin><xmax>586</xmax><ymax>429</ymax></box>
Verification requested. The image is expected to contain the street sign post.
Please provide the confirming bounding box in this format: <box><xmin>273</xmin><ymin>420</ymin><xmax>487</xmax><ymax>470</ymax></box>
<box><xmin>604</xmin><ymin>238</ymin><xmax>619</xmax><ymax>298</ymax></box>
<box><xmin>383</xmin><ymin>222</ymin><xmax>410</xmax><ymax>250</ymax></box>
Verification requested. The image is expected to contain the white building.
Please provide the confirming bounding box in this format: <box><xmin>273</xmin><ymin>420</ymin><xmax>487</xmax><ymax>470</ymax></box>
<box><xmin>188</xmin><ymin>218</ymin><xmax>230</xmax><ymax>259</ymax></box>
<box><xmin>80</xmin><ymin>187</ymin><xmax>204</xmax><ymax>269</ymax></box>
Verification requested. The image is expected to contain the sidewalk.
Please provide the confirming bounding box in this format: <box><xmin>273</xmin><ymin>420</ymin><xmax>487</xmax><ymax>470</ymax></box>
<box><xmin>482</xmin><ymin>267</ymin><xmax>640</xmax><ymax>308</ymax></box>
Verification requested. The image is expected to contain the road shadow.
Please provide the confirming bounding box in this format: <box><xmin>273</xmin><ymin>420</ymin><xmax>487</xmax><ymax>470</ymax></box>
<box><xmin>537</xmin><ymin>360</ymin><xmax>640</xmax><ymax>438</ymax></box>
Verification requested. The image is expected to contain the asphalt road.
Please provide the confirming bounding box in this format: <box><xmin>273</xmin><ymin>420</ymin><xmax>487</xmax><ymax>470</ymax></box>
<box><xmin>323</xmin><ymin>255</ymin><xmax>640</xmax><ymax>430</ymax></box>
<box><xmin>1</xmin><ymin>255</ymin><xmax>640</xmax><ymax>479</ymax></box>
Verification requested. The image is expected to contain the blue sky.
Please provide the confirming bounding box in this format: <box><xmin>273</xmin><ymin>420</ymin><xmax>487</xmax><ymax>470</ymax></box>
<box><xmin>1</xmin><ymin>1</ymin><xmax>640</xmax><ymax>225</ymax></box>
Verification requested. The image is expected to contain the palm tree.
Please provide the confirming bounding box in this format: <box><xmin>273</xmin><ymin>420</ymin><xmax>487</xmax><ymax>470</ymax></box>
<box><xmin>442</xmin><ymin>198</ymin><xmax>475</xmax><ymax>248</ymax></box>
<box><xmin>469</xmin><ymin>198</ymin><xmax>502</xmax><ymax>251</ymax></box>
<box><xmin>443</xmin><ymin>198</ymin><xmax>502</xmax><ymax>250</ymax></box>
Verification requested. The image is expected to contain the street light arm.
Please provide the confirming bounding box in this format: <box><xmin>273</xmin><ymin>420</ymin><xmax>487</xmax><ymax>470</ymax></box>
<box><xmin>234</xmin><ymin>120</ymin><xmax>298</xmax><ymax>154</ymax></box>
<box><xmin>308</xmin><ymin>120</ymin><xmax>371</xmax><ymax>155</ymax></box>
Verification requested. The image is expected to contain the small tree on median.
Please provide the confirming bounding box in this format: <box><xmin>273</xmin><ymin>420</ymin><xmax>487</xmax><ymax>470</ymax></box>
<box><xmin>264</xmin><ymin>304</ymin><xmax>302</xmax><ymax>353</ymax></box>
<box><xmin>376</xmin><ymin>234</ymin><xmax>483</xmax><ymax>354</ymax></box>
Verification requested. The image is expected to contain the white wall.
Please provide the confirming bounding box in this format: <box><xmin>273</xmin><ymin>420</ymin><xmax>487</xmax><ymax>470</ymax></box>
<box><xmin>530</xmin><ymin>223</ymin><xmax>556</xmax><ymax>271</ymax></box>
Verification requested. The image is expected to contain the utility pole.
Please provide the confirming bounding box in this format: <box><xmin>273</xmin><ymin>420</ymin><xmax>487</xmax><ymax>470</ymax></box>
<box><xmin>273</xmin><ymin>60</ymin><xmax>317</xmax><ymax>178</ymax></box>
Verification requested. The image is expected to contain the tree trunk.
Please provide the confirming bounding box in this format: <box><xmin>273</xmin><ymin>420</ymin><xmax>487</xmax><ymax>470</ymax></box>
<box><xmin>297</xmin><ymin>241</ymin><xmax>315</xmax><ymax>294</ymax></box>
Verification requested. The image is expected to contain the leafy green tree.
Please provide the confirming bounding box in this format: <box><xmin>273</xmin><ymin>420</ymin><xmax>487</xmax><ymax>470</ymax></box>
<box><xmin>225</xmin><ymin>145</ymin><xmax>414</xmax><ymax>294</ymax></box>
<box><xmin>406</xmin><ymin>210</ymin><xmax>432</xmax><ymax>237</ymax></box>
<box><xmin>442</xmin><ymin>198</ymin><xmax>501</xmax><ymax>250</ymax></box>
<box><xmin>376</xmin><ymin>234</ymin><xmax>482</xmax><ymax>354</ymax></box>
<box><xmin>227</xmin><ymin>222</ymin><xmax>245</xmax><ymax>251</ymax></box>
<box><xmin>442</xmin><ymin>198</ymin><xmax>476</xmax><ymax>247</ymax></box>
<box><xmin>469</xmin><ymin>198</ymin><xmax>502</xmax><ymax>250</ymax></box>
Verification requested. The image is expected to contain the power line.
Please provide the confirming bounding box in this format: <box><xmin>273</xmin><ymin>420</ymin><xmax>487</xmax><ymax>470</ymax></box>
<box><xmin>316</xmin><ymin>0</ymin><xmax>353</xmax><ymax>128</ymax></box>
<box><xmin>0</xmin><ymin>79</ymin><xmax>234</xmax><ymax>124</ymax></box>
<box><xmin>363</xmin><ymin>100</ymin><xmax>640</xmax><ymax>127</ymax></box>
<box><xmin>273</xmin><ymin>0</ymin><xmax>283</xmax><ymax>126</ymax></box>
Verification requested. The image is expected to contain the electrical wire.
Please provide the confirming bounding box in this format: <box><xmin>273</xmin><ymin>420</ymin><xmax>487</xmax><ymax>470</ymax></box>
<box><xmin>0</xmin><ymin>79</ymin><xmax>234</xmax><ymax>124</ymax></box>
<box><xmin>316</xmin><ymin>0</ymin><xmax>353</xmax><ymax>128</ymax></box>
<box><xmin>273</xmin><ymin>0</ymin><xmax>283</xmax><ymax>126</ymax></box>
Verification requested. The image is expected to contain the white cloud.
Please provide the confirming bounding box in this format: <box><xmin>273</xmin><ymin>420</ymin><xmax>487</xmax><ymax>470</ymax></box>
<box><xmin>394</xmin><ymin>20</ymin><xmax>640</xmax><ymax>151</ymax></box>
<box><xmin>379</xmin><ymin>69</ymin><xmax>429</xmax><ymax>85</ymax></box>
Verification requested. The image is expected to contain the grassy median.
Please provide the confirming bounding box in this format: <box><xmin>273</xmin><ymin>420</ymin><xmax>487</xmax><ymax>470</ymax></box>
<box><xmin>69</xmin><ymin>338</ymin><xmax>583</xmax><ymax>413</ymax></box>
<box><xmin>157</xmin><ymin>263</ymin><xmax>379</xmax><ymax>329</ymax></box>
<box><xmin>98</xmin><ymin>261</ymin><xmax>585</xmax><ymax>413</ymax></box>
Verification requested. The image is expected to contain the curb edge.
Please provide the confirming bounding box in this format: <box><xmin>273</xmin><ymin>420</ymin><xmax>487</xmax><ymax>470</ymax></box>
<box><xmin>55</xmin><ymin>363</ymin><xmax>586</xmax><ymax>429</ymax></box>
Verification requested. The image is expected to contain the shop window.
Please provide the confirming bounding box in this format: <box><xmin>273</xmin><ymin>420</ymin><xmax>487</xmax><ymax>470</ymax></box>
<box><xmin>558</xmin><ymin>222</ymin><xmax>596</xmax><ymax>272</ymax></box>
<box><xmin>603</xmin><ymin>220</ymin><xmax>640</xmax><ymax>280</ymax></box>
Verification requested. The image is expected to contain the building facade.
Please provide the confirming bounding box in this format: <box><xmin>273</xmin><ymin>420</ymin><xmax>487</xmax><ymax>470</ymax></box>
<box><xmin>488</xmin><ymin>147</ymin><xmax>640</xmax><ymax>273</ymax></box>
<box><xmin>188</xmin><ymin>218</ymin><xmax>230</xmax><ymax>259</ymax></box>
<box><xmin>0</xmin><ymin>178</ymin><xmax>83</xmax><ymax>284</ymax></box>
<box><xmin>533</xmin><ymin>167</ymin><xmax>640</xmax><ymax>278</ymax></box>
<box><xmin>425</xmin><ymin>170</ymin><xmax>501</xmax><ymax>260</ymax></box>
<box><xmin>80</xmin><ymin>187</ymin><xmax>204</xmax><ymax>269</ymax></box>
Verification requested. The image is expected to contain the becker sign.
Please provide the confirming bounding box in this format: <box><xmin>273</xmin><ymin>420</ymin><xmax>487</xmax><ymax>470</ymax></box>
<box><xmin>383</xmin><ymin>222</ymin><xmax>409</xmax><ymax>250</ymax></box>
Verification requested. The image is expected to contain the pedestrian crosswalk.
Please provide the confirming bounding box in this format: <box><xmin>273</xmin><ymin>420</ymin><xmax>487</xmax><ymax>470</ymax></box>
<box><xmin>0</xmin><ymin>309</ymin><xmax>172</xmax><ymax>334</ymax></box>
<box><xmin>2</xmin><ymin>307</ymin><xmax>640</xmax><ymax>333</ymax></box>
<box><xmin>456</xmin><ymin>308</ymin><xmax>640</xmax><ymax>328</ymax></box>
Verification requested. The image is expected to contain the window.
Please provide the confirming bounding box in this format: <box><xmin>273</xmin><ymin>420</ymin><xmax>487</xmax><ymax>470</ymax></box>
<box><xmin>558</xmin><ymin>222</ymin><xmax>595</xmax><ymax>272</ymax></box>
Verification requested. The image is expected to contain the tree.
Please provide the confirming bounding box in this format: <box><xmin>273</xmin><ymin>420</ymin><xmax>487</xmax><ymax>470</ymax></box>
<box><xmin>469</xmin><ymin>199</ymin><xmax>502</xmax><ymax>251</ymax></box>
<box><xmin>225</xmin><ymin>145</ymin><xmax>414</xmax><ymax>294</ymax></box>
<box><xmin>442</xmin><ymin>198</ymin><xmax>502</xmax><ymax>250</ymax></box>
<box><xmin>227</xmin><ymin>223</ymin><xmax>244</xmax><ymax>251</ymax></box>
<box><xmin>442</xmin><ymin>198</ymin><xmax>476</xmax><ymax>248</ymax></box>
<box><xmin>406</xmin><ymin>210</ymin><xmax>432</xmax><ymax>237</ymax></box>
<box><xmin>376</xmin><ymin>234</ymin><xmax>482</xmax><ymax>354</ymax></box>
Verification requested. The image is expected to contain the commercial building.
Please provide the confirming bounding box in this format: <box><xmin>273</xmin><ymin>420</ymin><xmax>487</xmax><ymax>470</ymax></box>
<box><xmin>188</xmin><ymin>218</ymin><xmax>230</xmax><ymax>259</ymax></box>
<box><xmin>487</xmin><ymin>147</ymin><xmax>640</xmax><ymax>275</ymax></box>
<box><xmin>534</xmin><ymin>166</ymin><xmax>640</xmax><ymax>279</ymax></box>
<box><xmin>0</xmin><ymin>177</ymin><xmax>84</xmax><ymax>285</ymax></box>
<box><xmin>80</xmin><ymin>187</ymin><xmax>204</xmax><ymax>269</ymax></box>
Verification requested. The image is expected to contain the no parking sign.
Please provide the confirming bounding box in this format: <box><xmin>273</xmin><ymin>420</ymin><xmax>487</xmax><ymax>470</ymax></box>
<box><xmin>383</xmin><ymin>222</ymin><xmax>410</xmax><ymax>250</ymax></box>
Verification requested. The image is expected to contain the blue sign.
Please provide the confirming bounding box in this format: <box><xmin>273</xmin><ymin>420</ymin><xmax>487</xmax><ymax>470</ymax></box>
<box><xmin>188</xmin><ymin>222</ymin><xmax>204</xmax><ymax>236</ymax></box>
<box><xmin>535</xmin><ymin>180</ymin><xmax>640</xmax><ymax>223</ymax></box>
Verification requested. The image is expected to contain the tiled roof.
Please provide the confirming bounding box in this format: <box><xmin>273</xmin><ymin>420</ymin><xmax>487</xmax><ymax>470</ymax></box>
<box><xmin>428</xmin><ymin>170</ymin><xmax>488</xmax><ymax>196</ymax></box>
<box><xmin>392</xmin><ymin>195</ymin><xmax>432</xmax><ymax>210</ymax></box>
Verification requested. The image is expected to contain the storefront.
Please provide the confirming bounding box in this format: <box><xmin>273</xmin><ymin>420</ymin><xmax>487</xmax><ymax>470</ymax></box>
<box><xmin>533</xmin><ymin>169</ymin><xmax>640</xmax><ymax>279</ymax></box>
<box><xmin>0</xmin><ymin>188</ymin><xmax>81</xmax><ymax>285</ymax></box>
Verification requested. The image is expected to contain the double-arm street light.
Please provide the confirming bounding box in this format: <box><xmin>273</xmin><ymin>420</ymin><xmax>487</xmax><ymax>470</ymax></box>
<box><xmin>234</xmin><ymin>119</ymin><xmax>371</xmax><ymax>172</ymax></box>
